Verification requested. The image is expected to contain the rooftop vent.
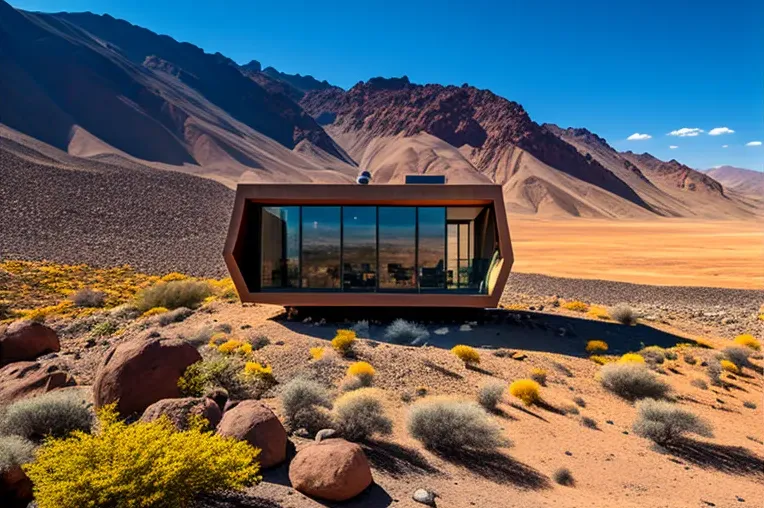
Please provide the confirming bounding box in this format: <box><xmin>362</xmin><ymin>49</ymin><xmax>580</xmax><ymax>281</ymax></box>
<box><xmin>405</xmin><ymin>174</ymin><xmax>446</xmax><ymax>184</ymax></box>
<box><xmin>356</xmin><ymin>170</ymin><xmax>372</xmax><ymax>185</ymax></box>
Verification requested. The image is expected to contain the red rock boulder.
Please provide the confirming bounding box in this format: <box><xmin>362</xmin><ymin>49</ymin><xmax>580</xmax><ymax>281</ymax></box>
<box><xmin>216</xmin><ymin>400</ymin><xmax>287</xmax><ymax>468</ymax></box>
<box><xmin>0</xmin><ymin>361</ymin><xmax>76</xmax><ymax>405</ymax></box>
<box><xmin>289</xmin><ymin>439</ymin><xmax>373</xmax><ymax>501</ymax></box>
<box><xmin>0</xmin><ymin>465</ymin><xmax>33</xmax><ymax>507</ymax></box>
<box><xmin>0</xmin><ymin>321</ymin><xmax>60</xmax><ymax>365</ymax></box>
<box><xmin>93</xmin><ymin>337</ymin><xmax>201</xmax><ymax>417</ymax></box>
<box><xmin>140</xmin><ymin>397</ymin><xmax>222</xmax><ymax>430</ymax></box>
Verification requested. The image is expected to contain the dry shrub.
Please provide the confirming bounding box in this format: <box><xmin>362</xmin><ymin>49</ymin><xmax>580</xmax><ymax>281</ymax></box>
<box><xmin>581</xmin><ymin>416</ymin><xmax>598</xmax><ymax>429</ymax></box>
<box><xmin>633</xmin><ymin>399</ymin><xmax>712</xmax><ymax>445</ymax></box>
<box><xmin>723</xmin><ymin>346</ymin><xmax>751</xmax><ymax>370</ymax></box>
<box><xmin>157</xmin><ymin>307</ymin><xmax>192</xmax><ymax>326</ymax></box>
<box><xmin>573</xmin><ymin>396</ymin><xmax>586</xmax><ymax>408</ymax></box>
<box><xmin>609</xmin><ymin>304</ymin><xmax>637</xmax><ymax>325</ymax></box>
<box><xmin>451</xmin><ymin>345</ymin><xmax>480</xmax><ymax>366</ymax></box>
<box><xmin>562</xmin><ymin>300</ymin><xmax>589</xmax><ymax>312</ymax></box>
<box><xmin>600</xmin><ymin>363</ymin><xmax>669</xmax><ymax>401</ymax></box>
<box><xmin>639</xmin><ymin>346</ymin><xmax>666</xmax><ymax>365</ymax></box>
<box><xmin>477</xmin><ymin>380</ymin><xmax>506</xmax><ymax>412</ymax></box>
<box><xmin>0</xmin><ymin>390</ymin><xmax>95</xmax><ymax>442</ymax></box>
<box><xmin>384</xmin><ymin>319</ymin><xmax>430</xmax><ymax>345</ymax></box>
<box><xmin>70</xmin><ymin>287</ymin><xmax>107</xmax><ymax>308</ymax></box>
<box><xmin>407</xmin><ymin>397</ymin><xmax>507</xmax><ymax>454</ymax></box>
<box><xmin>333</xmin><ymin>388</ymin><xmax>392</xmax><ymax>441</ymax></box>
<box><xmin>0</xmin><ymin>435</ymin><xmax>35</xmax><ymax>474</ymax></box>
<box><xmin>706</xmin><ymin>361</ymin><xmax>723</xmax><ymax>386</ymax></box>
<box><xmin>586</xmin><ymin>340</ymin><xmax>608</xmax><ymax>354</ymax></box>
<box><xmin>509</xmin><ymin>379</ymin><xmax>541</xmax><ymax>406</ymax></box>
<box><xmin>530</xmin><ymin>368</ymin><xmax>548</xmax><ymax>385</ymax></box>
<box><xmin>690</xmin><ymin>378</ymin><xmax>708</xmax><ymax>390</ymax></box>
<box><xmin>135</xmin><ymin>280</ymin><xmax>212</xmax><ymax>312</ymax></box>
<box><xmin>553</xmin><ymin>467</ymin><xmax>575</xmax><ymax>486</ymax></box>
<box><xmin>280</xmin><ymin>378</ymin><xmax>333</xmax><ymax>433</ymax></box>
<box><xmin>734</xmin><ymin>334</ymin><xmax>761</xmax><ymax>351</ymax></box>
<box><xmin>743</xmin><ymin>400</ymin><xmax>757</xmax><ymax>409</ymax></box>
<box><xmin>683</xmin><ymin>353</ymin><xmax>697</xmax><ymax>365</ymax></box>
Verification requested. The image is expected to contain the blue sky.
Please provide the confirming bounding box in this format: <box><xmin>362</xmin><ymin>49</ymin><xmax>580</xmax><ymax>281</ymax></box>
<box><xmin>11</xmin><ymin>0</ymin><xmax>764</xmax><ymax>170</ymax></box>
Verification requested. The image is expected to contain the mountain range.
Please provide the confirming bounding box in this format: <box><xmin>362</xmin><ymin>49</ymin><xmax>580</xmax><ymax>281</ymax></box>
<box><xmin>0</xmin><ymin>2</ymin><xmax>760</xmax><ymax>221</ymax></box>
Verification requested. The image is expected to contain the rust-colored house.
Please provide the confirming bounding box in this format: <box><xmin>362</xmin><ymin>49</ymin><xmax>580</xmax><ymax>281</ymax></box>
<box><xmin>224</xmin><ymin>182</ymin><xmax>513</xmax><ymax>307</ymax></box>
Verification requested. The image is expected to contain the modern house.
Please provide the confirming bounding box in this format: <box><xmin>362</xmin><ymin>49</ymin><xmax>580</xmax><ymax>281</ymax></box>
<box><xmin>224</xmin><ymin>182</ymin><xmax>513</xmax><ymax>307</ymax></box>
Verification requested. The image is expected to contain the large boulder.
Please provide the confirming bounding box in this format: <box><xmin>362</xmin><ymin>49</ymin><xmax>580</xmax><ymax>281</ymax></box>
<box><xmin>0</xmin><ymin>361</ymin><xmax>76</xmax><ymax>405</ymax></box>
<box><xmin>0</xmin><ymin>321</ymin><xmax>60</xmax><ymax>365</ymax></box>
<box><xmin>216</xmin><ymin>400</ymin><xmax>287</xmax><ymax>468</ymax></box>
<box><xmin>0</xmin><ymin>465</ymin><xmax>33</xmax><ymax>507</ymax></box>
<box><xmin>93</xmin><ymin>337</ymin><xmax>201</xmax><ymax>417</ymax></box>
<box><xmin>140</xmin><ymin>397</ymin><xmax>222</xmax><ymax>430</ymax></box>
<box><xmin>289</xmin><ymin>439</ymin><xmax>373</xmax><ymax>501</ymax></box>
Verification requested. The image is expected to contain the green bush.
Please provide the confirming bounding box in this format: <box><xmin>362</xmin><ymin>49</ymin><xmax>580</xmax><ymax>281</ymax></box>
<box><xmin>0</xmin><ymin>435</ymin><xmax>35</xmax><ymax>473</ymax></box>
<box><xmin>407</xmin><ymin>397</ymin><xmax>507</xmax><ymax>453</ymax></box>
<box><xmin>600</xmin><ymin>363</ymin><xmax>669</xmax><ymax>401</ymax></box>
<box><xmin>178</xmin><ymin>355</ymin><xmax>250</xmax><ymax>400</ymax></box>
<box><xmin>333</xmin><ymin>388</ymin><xmax>392</xmax><ymax>442</ymax></box>
<box><xmin>280</xmin><ymin>378</ymin><xmax>333</xmax><ymax>433</ymax></box>
<box><xmin>477</xmin><ymin>380</ymin><xmax>506</xmax><ymax>412</ymax></box>
<box><xmin>0</xmin><ymin>390</ymin><xmax>94</xmax><ymax>442</ymax></box>
<box><xmin>135</xmin><ymin>280</ymin><xmax>212</xmax><ymax>311</ymax></box>
<box><xmin>90</xmin><ymin>320</ymin><xmax>118</xmax><ymax>338</ymax></box>
<box><xmin>23</xmin><ymin>406</ymin><xmax>261</xmax><ymax>508</ymax></box>
<box><xmin>633</xmin><ymin>399</ymin><xmax>712</xmax><ymax>445</ymax></box>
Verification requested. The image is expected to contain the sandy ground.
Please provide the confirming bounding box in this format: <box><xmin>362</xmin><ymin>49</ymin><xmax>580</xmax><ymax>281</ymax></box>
<box><xmin>509</xmin><ymin>218</ymin><xmax>764</xmax><ymax>290</ymax></box>
<box><xmin>47</xmin><ymin>300</ymin><xmax>764</xmax><ymax>508</ymax></box>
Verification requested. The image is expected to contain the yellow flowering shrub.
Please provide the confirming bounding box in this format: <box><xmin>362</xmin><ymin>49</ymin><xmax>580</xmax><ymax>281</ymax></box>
<box><xmin>509</xmin><ymin>379</ymin><xmax>541</xmax><ymax>405</ymax></box>
<box><xmin>208</xmin><ymin>332</ymin><xmax>228</xmax><ymax>347</ymax></box>
<box><xmin>161</xmin><ymin>272</ymin><xmax>188</xmax><ymax>282</ymax></box>
<box><xmin>348</xmin><ymin>361</ymin><xmax>376</xmax><ymax>379</ymax></box>
<box><xmin>720</xmin><ymin>359</ymin><xmax>739</xmax><ymax>374</ymax></box>
<box><xmin>243</xmin><ymin>362</ymin><xmax>274</xmax><ymax>382</ymax></box>
<box><xmin>331</xmin><ymin>329</ymin><xmax>357</xmax><ymax>355</ymax></box>
<box><xmin>586</xmin><ymin>340</ymin><xmax>609</xmax><ymax>353</ymax></box>
<box><xmin>562</xmin><ymin>300</ymin><xmax>589</xmax><ymax>312</ymax></box>
<box><xmin>589</xmin><ymin>355</ymin><xmax>612</xmax><ymax>365</ymax></box>
<box><xmin>141</xmin><ymin>306</ymin><xmax>169</xmax><ymax>318</ymax></box>
<box><xmin>23</xmin><ymin>405</ymin><xmax>261</xmax><ymax>508</ymax></box>
<box><xmin>451</xmin><ymin>345</ymin><xmax>480</xmax><ymax>365</ymax></box>
<box><xmin>218</xmin><ymin>339</ymin><xmax>250</xmax><ymax>355</ymax></box>
<box><xmin>587</xmin><ymin>305</ymin><xmax>610</xmax><ymax>320</ymax></box>
<box><xmin>619</xmin><ymin>353</ymin><xmax>645</xmax><ymax>364</ymax></box>
<box><xmin>734</xmin><ymin>334</ymin><xmax>761</xmax><ymax>351</ymax></box>
<box><xmin>310</xmin><ymin>347</ymin><xmax>325</xmax><ymax>360</ymax></box>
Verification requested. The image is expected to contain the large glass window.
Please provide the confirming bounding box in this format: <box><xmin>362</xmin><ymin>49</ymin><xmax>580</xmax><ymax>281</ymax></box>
<box><xmin>417</xmin><ymin>207</ymin><xmax>445</xmax><ymax>289</ymax></box>
<box><xmin>301</xmin><ymin>206</ymin><xmax>341</xmax><ymax>289</ymax></box>
<box><xmin>342</xmin><ymin>207</ymin><xmax>377</xmax><ymax>290</ymax></box>
<box><xmin>378</xmin><ymin>207</ymin><xmax>416</xmax><ymax>289</ymax></box>
<box><xmin>261</xmin><ymin>206</ymin><xmax>300</xmax><ymax>288</ymax></box>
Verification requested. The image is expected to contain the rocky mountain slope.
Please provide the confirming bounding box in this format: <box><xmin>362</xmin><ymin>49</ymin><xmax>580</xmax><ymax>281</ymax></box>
<box><xmin>706</xmin><ymin>165</ymin><xmax>764</xmax><ymax>196</ymax></box>
<box><xmin>0</xmin><ymin>2</ymin><xmax>356</xmax><ymax>186</ymax></box>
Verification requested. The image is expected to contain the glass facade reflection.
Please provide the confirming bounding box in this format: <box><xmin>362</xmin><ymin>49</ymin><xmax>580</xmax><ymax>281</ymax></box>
<box><xmin>343</xmin><ymin>207</ymin><xmax>377</xmax><ymax>290</ymax></box>
<box><xmin>261</xmin><ymin>206</ymin><xmax>300</xmax><ymax>288</ymax></box>
<box><xmin>301</xmin><ymin>206</ymin><xmax>341</xmax><ymax>289</ymax></box>
<box><xmin>378</xmin><ymin>207</ymin><xmax>416</xmax><ymax>289</ymax></box>
<box><xmin>258</xmin><ymin>205</ymin><xmax>497</xmax><ymax>294</ymax></box>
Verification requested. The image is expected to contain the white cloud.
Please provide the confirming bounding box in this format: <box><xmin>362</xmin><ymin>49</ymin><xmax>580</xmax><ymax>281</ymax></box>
<box><xmin>668</xmin><ymin>128</ymin><xmax>703</xmax><ymax>137</ymax></box>
<box><xmin>722</xmin><ymin>145</ymin><xmax>728</xmax><ymax>148</ymax></box>
<box><xmin>708</xmin><ymin>127</ymin><xmax>734</xmax><ymax>136</ymax></box>
<box><xmin>669</xmin><ymin>145</ymin><xmax>678</xmax><ymax>149</ymax></box>
<box><xmin>627</xmin><ymin>132</ymin><xmax>652</xmax><ymax>141</ymax></box>
<box><xmin>746</xmin><ymin>141</ymin><xmax>762</xmax><ymax>146</ymax></box>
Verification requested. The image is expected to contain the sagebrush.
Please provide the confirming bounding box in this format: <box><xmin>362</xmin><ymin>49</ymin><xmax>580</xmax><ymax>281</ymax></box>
<box><xmin>0</xmin><ymin>390</ymin><xmax>95</xmax><ymax>442</ymax></box>
<box><xmin>609</xmin><ymin>304</ymin><xmax>637</xmax><ymax>325</ymax></box>
<box><xmin>280</xmin><ymin>378</ymin><xmax>333</xmax><ymax>433</ymax></box>
<box><xmin>0</xmin><ymin>435</ymin><xmax>35</xmax><ymax>473</ymax></box>
<box><xmin>384</xmin><ymin>319</ymin><xmax>430</xmax><ymax>345</ymax></box>
<box><xmin>70</xmin><ymin>287</ymin><xmax>107</xmax><ymax>308</ymax></box>
<box><xmin>407</xmin><ymin>398</ymin><xmax>507</xmax><ymax>453</ymax></box>
<box><xmin>600</xmin><ymin>363</ymin><xmax>669</xmax><ymax>401</ymax></box>
<box><xmin>633</xmin><ymin>399</ymin><xmax>712</xmax><ymax>445</ymax></box>
<box><xmin>477</xmin><ymin>380</ymin><xmax>506</xmax><ymax>412</ymax></box>
<box><xmin>135</xmin><ymin>279</ymin><xmax>212</xmax><ymax>311</ymax></box>
<box><xmin>333</xmin><ymin>388</ymin><xmax>392</xmax><ymax>441</ymax></box>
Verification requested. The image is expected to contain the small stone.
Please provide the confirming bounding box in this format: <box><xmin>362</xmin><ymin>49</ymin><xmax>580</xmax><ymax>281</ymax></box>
<box><xmin>275</xmin><ymin>340</ymin><xmax>285</xmax><ymax>346</ymax></box>
<box><xmin>315</xmin><ymin>428</ymin><xmax>337</xmax><ymax>442</ymax></box>
<box><xmin>736</xmin><ymin>497</ymin><xmax>745</xmax><ymax>502</ymax></box>
<box><xmin>241</xmin><ymin>324</ymin><xmax>251</xmax><ymax>329</ymax></box>
<box><xmin>564</xmin><ymin>451</ymin><xmax>572</xmax><ymax>456</ymax></box>
<box><xmin>412</xmin><ymin>488</ymin><xmax>435</xmax><ymax>505</ymax></box>
<box><xmin>511</xmin><ymin>352</ymin><xmax>527</xmax><ymax>361</ymax></box>
<box><xmin>606</xmin><ymin>420</ymin><xmax>614</xmax><ymax>425</ymax></box>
